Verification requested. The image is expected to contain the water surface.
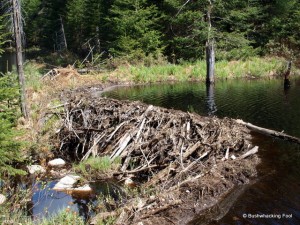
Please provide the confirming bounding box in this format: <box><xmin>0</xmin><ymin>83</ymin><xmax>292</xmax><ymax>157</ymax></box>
<box><xmin>104</xmin><ymin>78</ymin><xmax>300</xmax><ymax>224</ymax></box>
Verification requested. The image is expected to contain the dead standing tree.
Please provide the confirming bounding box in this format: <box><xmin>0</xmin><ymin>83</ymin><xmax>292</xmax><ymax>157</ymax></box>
<box><xmin>206</xmin><ymin>0</ymin><xmax>215</xmax><ymax>84</ymax></box>
<box><xmin>3</xmin><ymin>0</ymin><xmax>28</xmax><ymax>118</ymax></box>
<box><xmin>176</xmin><ymin>0</ymin><xmax>216</xmax><ymax>84</ymax></box>
<box><xmin>12</xmin><ymin>0</ymin><xmax>28</xmax><ymax>118</ymax></box>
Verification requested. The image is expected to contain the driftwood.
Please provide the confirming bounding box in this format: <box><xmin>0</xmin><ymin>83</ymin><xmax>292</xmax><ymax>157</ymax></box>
<box><xmin>236</xmin><ymin>119</ymin><xmax>300</xmax><ymax>145</ymax></box>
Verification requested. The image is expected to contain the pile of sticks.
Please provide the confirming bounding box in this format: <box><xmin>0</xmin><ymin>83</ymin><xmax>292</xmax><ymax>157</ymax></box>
<box><xmin>56</xmin><ymin>96</ymin><xmax>257</xmax><ymax>188</ymax></box>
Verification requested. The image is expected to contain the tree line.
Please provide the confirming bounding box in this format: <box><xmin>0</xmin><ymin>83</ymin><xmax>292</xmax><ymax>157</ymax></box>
<box><xmin>2</xmin><ymin>0</ymin><xmax>300</xmax><ymax>63</ymax></box>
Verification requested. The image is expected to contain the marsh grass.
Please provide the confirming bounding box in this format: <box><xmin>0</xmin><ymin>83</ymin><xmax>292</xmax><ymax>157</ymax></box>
<box><xmin>115</xmin><ymin>57</ymin><xmax>286</xmax><ymax>83</ymax></box>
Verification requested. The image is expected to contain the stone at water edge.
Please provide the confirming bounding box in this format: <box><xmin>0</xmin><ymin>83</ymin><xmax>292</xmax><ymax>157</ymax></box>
<box><xmin>27</xmin><ymin>165</ymin><xmax>46</xmax><ymax>174</ymax></box>
<box><xmin>53</xmin><ymin>174</ymin><xmax>80</xmax><ymax>190</ymax></box>
<box><xmin>50</xmin><ymin>169</ymin><xmax>68</xmax><ymax>178</ymax></box>
<box><xmin>0</xmin><ymin>194</ymin><xmax>6</xmax><ymax>205</ymax></box>
<box><xmin>48</xmin><ymin>158</ymin><xmax>66</xmax><ymax>167</ymax></box>
<box><xmin>124</xmin><ymin>178</ymin><xmax>136</xmax><ymax>188</ymax></box>
<box><xmin>53</xmin><ymin>175</ymin><xmax>92</xmax><ymax>192</ymax></box>
<box><xmin>72</xmin><ymin>184</ymin><xmax>92</xmax><ymax>192</ymax></box>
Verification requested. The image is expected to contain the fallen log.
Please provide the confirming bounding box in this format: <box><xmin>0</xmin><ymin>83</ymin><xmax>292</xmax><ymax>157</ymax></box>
<box><xmin>236</xmin><ymin>119</ymin><xmax>300</xmax><ymax>145</ymax></box>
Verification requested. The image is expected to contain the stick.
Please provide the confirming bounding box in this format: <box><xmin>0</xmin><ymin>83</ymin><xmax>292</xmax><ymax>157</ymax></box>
<box><xmin>183</xmin><ymin>141</ymin><xmax>201</xmax><ymax>160</ymax></box>
<box><xmin>236</xmin><ymin>119</ymin><xmax>300</xmax><ymax>145</ymax></box>
<box><xmin>240</xmin><ymin>146</ymin><xmax>258</xmax><ymax>159</ymax></box>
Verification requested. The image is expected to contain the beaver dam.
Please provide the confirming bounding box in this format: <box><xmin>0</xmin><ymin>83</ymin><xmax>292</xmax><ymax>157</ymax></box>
<box><xmin>52</xmin><ymin>89</ymin><xmax>260</xmax><ymax>224</ymax></box>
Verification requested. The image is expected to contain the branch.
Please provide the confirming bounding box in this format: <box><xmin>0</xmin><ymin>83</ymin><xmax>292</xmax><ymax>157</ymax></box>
<box><xmin>175</xmin><ymin>0</ymin><xmax>192</xmax><ymax>17</ymax></box>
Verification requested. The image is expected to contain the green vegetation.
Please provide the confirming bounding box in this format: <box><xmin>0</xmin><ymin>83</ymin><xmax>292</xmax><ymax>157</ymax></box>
<box><xmin>0</xmin><ymin>207</ymin><xmax>84</xmax><ymax>225</ymax></box>
<box><xmin>23</xmin><ymin>62</ymin><xmax>44</xmax><ymax>92</ymax></box>
<box><xmin>15</xmin><ymin>0</ymin><xmax>300</xmax><ymax>64</ymax></box>
<box><xmin>0</xmin><ymin>74</ymin><xmax>26</xmax><ymax>177</ymax></box>
<box><xmin>115</xmin><ymin>57</ymin><xmax>286</xmax><ymax>83</ymax></box>
<box><xmin>0</xmin><ymin>14</ymin><xmax>8</xmax><ymax>55</ymax></box>
<box><xmin>74</xmin><ymin>156</ymin><xmax>121</xmax><ymax>178</ymax></box>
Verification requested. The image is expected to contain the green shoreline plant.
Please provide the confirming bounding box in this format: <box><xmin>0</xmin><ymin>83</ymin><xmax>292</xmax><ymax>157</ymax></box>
<box><xmin>115</xmin><ymin>57</ymin><xmax>286</xmax><ymax>83</ymax></box>
<box><xmin>74</xmin><ymin>156</ymin><xmax>121</xmax><ymax>179</ymax></box>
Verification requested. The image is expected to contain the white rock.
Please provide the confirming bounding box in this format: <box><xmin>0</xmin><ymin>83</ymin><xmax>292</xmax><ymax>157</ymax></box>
<box><xmin>0</xmin><ymin>194</ymin><xmax>6</xmax><ymax>205</ymax></box>
<box><xmin>231</xmin><ymin>155</ymin><xmax>237</xmax><ymax>160</ymax></box>
<box><xmin>48</xmin><ymin>158</ymin><xmax>66</xmax><ymax>167</ymax></box>
<box><xmin>124</xmin><ymin>178</ymin><xmax>136</xmax><ymax>187</ymax></box>
<box><xmin>73</xmin><ymin>184</ymin><xmax>92</xmax><ymax>192</ymax></box>
<box><xmin>53</xmin><ymin>174</ymin><xmax>80</xmax><ymax>191</ymax></box>
<box><xmin>27</xmin><ymin>165</ymin><xmax>46</xmax><ymax>174</ymax></box>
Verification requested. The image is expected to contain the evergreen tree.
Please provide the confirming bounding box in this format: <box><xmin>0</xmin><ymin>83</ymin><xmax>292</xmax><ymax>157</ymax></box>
<box><xmin>66</xmin><ymin>0</ymin><xmax>86</xmax><ymax>51</ymax></box>
<box><xmin>162</xmin><ymin>0</ymin><xmax>208</xmax><ymax>62</ymax></box>
<box><xmin>213</xmin><ymin>0</ymin><xmax>263</xmax><ymax>60</ymax></box>
<box><xmin>108</xmin><ymin>0</ymin><xmax>164</xmax><ymax>60</ymax></box>
<box><xmin>0</xmin><ymin>14</ymin><xmax>25</xmax><ymax>178</ymax></box>
<box><xmin>0</xmin><ymin>74</ymin><xmax>26</xmax><ymax>177</ymax></box>
<box><xmin>0</xmin><ymin>14</ymin><xmax>7</xmax><ymax>54</ymax></box>
<box><xmin>22</xmin><ymin>0</ymin><xmax>43</xmax><ymax>47</ymax></box>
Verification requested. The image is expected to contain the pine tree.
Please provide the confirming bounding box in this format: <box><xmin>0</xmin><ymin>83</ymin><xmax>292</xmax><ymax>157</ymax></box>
<box><xmin>66</xmin><ymin>0</ymin><xmax>86</xmax><ymax>51</ymax></box>
<box><xmin>108</xmin><ymin>0</ymin><xmax>164</xmax><ymax>60</ymax></box>
<box><xmin>0</xmin><ymin>14</ymin><xmax>8</xmax><ymax>55</ymax></box>
<box><xmin>0</xmin><ymin>75</ymin><xmax>26</xmax><ymax>178</ymax></box>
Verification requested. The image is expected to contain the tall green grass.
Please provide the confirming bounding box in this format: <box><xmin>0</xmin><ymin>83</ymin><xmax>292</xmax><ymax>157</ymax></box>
<box><xmin>117</xmin><ymin>57</ymin><xmax>286</xmax><ymax>83</ymax></box>
<box><xmin>74</xmin><ymin>156</ymin><xmax>121</xmax><ymax>178</ymax></box>
<box><xmin>24</xmin><ymin>62</ymin><xmax>44</xmax><ymax>92</ymax></box>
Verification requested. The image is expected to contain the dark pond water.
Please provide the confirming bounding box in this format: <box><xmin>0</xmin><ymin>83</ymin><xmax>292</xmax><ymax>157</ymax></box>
<box><xmin>29</xmin><ymin>180</ymin><xmax>122</xmax><ymax>222</ymax></box>
<box><xmin>0</xmin><ymin>52</ymin><xmax>16</xmax><ymax>73</ymax></box>
<box><xmin>0</xmin><ymin>51</ymin><xmax>25</xmax><ymax>73</ymax></box>
<box><xmin>104</xmin><ymin>78</ymin><xmax>300</xmax><ymax>225</ymax></box>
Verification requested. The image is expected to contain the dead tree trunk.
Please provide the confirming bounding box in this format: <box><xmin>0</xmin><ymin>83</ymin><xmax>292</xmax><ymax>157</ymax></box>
<box><xmin>206</xmin><ymin>41</ymin><xmax>215</xmax><ymax>84</ymax></box>
<box><xmin>60</xmin><ymin>16</ymin><xmax>67</xmax><ymax>50</ymax></box>
<box><xmin>206</xmin><ymin>0</ymin><xmax>215</xmax><ymax>84</ymax></box>
<box><xmin>206</xmin><ymin>83</ymin><xmax>217</xmax><ymax>115</ymax></box>
<box><xmin>284</xmin><ymin>61</ymin><xmax>292</xmax><ymax>89</ymax></box>
<box><xmin>12</xmin><ymin>0</ymin><xmax>28</xmax><ymax>118</ymax></box>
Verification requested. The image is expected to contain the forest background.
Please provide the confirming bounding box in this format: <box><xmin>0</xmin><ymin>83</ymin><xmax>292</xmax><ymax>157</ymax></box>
<box><xmin>1</xmin><ymin>0</ymin><xmax>300</xmax><ymax>65</ymax></box>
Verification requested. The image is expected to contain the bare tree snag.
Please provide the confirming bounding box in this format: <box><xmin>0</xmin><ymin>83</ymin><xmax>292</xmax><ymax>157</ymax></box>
<box><xmin>236</xmin><ymin>119</ymin><xmax>300</xmax><ymax>145</ymax></box>
<box><xmin>60</xmin><ymin>16</ymin><xmax>68</xmax><ymax>50</ymax></box>
<box><xmin>12</xmin><ymin>0</ymin><xmax>28</xmax><ymax>118</ymax></box>
<box><xmin>206</xmin><ymin>0</ymin><xmax>215</xmax><ymax>84</ymax></box>
<box><xmin>284</xmin><ymin>61</ymin><xmax>292</xmax><ymax>89</ymax></box>
<box><xmin>206</xmin><ymin>40</ymin><xmax>215</xmax><ymax>84</ymax></box>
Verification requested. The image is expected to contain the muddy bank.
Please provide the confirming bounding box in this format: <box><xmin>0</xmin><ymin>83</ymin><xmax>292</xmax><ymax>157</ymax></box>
<box><xmin>48</xmin><ymin>88</ymin><xmax>260</xmax><ymax>224</ymax></box>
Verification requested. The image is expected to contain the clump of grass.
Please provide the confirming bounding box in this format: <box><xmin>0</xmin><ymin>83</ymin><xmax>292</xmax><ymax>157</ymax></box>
<box><xmin>215</xmin><ymin>57</ymin><xmax>285</xmax><ymax>78</ymax></box>
<box><xmin>0</xmin><ymin>208</ymin><xmax>84</xmax><ymax>225</ymax></box>
<box><xmin>24</xmin><ymin>61</ymin><xmax>44</xmax><ymax>92</ymax></box>
<box><xmin>74</xmin><ymin>156</ymin><xmax>121</xmax><ymax>178</ymax></box>
<box><xmin>42</xmin><ymin>114</ymin><xmax>60</xmax><ymax>135</ymax></box>
<box><xmin>38</xmin><ymin>210</ymin><xmax>85</xmax><ymax>225</ymax></box>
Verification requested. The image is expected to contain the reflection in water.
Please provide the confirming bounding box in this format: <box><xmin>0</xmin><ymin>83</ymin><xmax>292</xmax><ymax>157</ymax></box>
<box><xmin>31</xmin><ymin>181</ymin><xmax>88</xmax><ymax>221</ymax></box>
<box><xmin>104</xmin><ymin>78</ymin><xmax>300</xmax><ymax>224</ymax></box>
<box><xmin>30</xmin><ymin>180</ymin><xmax>121</xmax><ymax>222</ymax></box>
<box><xmin>206</xmin><ymin>83</ymin><xmax>217</xmax><ymax>116</ymax></box>
<box><xmin>0</xmin><ymin>52</ymin><xmax>25</xmax><ymax>73</ymax></box>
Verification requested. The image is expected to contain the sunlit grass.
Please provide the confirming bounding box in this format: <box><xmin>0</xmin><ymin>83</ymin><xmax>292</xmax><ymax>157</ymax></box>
<box><xmin>74</xmin><ymin>156</ymin><xmax>121</xmax><ymax>178</ymax></box>
<box><xmin>116</xmin><ymin>57</ymin><xmax>286</xmax><ymax>83</ymax></box>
